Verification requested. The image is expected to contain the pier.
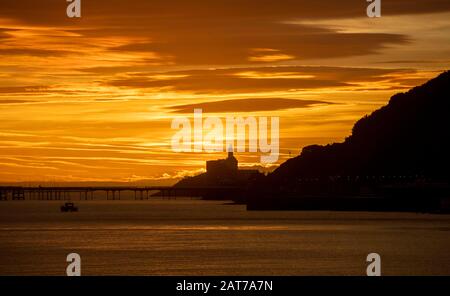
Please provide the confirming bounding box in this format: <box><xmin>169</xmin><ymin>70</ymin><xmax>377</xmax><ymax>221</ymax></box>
<box><xmin>0</xmin><ymin>186</ymin><xmax>240</xmax><ymax>201</ymax></box>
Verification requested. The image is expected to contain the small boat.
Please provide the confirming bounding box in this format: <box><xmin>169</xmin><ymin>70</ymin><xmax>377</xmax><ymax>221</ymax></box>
<box><xmin>61</xmin><ymin>202</ymin><xmax>78</xmax><ymax>212</ymax></box>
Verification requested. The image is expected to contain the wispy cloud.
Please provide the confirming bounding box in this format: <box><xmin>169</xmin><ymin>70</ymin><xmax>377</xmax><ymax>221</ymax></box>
<box><xmin>0</xmin><ymin>1</ymin><xmax>449</xmax><ymax>181</ymax></box>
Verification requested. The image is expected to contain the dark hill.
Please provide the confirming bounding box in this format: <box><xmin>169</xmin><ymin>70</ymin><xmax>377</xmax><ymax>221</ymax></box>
<box><xmin>267</xmin><ymin>70</ymin><xmax>450</xmax><ymax>185</ymax></box>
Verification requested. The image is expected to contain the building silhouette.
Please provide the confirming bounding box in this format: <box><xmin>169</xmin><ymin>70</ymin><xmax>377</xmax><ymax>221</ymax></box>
<box><xmin>174</xmin><ymin>148</ymin><xmax>262</xmax><ymax>193</ymax></box>
<box><xmin>206</xmin><ymin>150</ymin><xmax>238</xmax><ymax>178</ymax></box>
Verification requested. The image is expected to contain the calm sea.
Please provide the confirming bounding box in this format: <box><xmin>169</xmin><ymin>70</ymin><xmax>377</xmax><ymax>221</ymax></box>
<box><xmin>1</xmin><ymin>199</ymin><xmax>449</xmax><ymax>275</ymax></box>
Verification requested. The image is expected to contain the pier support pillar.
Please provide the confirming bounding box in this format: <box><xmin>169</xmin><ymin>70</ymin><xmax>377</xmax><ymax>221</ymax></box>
<box><xmin>12</xmin><ymin>190</ymin><xmax>25</xmax><ymax>200</ymax></box>
<box><xmin>0</xmin><ymin>190</ymin><xmax>7</xmax><ymax>201</ymax></box>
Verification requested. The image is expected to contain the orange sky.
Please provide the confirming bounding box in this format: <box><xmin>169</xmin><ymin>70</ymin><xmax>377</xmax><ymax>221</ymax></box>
<box><xmin>0</xmin><ymin>0</ymin><xmax>449</xmax><ymax>183</ymax></box>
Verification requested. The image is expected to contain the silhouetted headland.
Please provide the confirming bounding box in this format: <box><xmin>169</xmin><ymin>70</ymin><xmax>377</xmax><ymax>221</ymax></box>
<box><xmin>175</xmin><ymin>71</ymin><xmax>450</xmax><ymax>212</ymax></box>
<box><xmin>248</xmin><ymin>70</ymin><xmax>450</xmax><ymax>211</ymax></box>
